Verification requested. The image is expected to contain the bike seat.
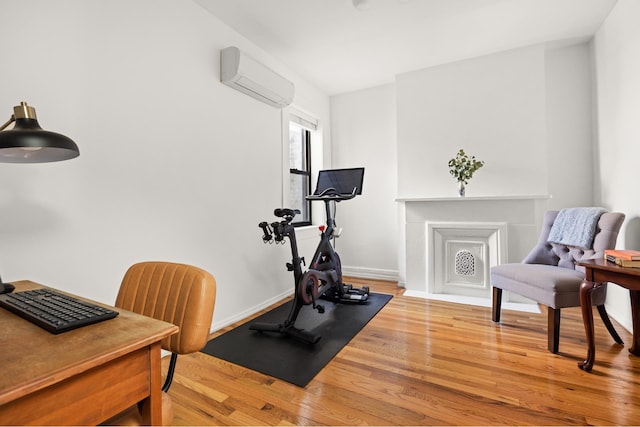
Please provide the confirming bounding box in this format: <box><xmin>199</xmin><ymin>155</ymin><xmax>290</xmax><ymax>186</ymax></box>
<box><xmin>274</xmin><ymin>208</ymin><xmax>300</xmax><ymax>218</ymax></box>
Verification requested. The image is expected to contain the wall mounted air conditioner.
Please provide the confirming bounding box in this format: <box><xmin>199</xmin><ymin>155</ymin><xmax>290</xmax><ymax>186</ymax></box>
<box><xmin>220</xmin><ymin>46</ymin><xmax>295</xmax><ymax>108</ymax></box>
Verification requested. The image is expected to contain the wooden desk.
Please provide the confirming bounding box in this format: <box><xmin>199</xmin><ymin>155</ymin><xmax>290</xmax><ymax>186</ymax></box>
<box><xmin>0</xmin><ymin>281</ymin><xmax>178</xmax><ymax>425</ymax></box>
<box><xmin>578</xmin><ymin>259</ymin><xmax>640</xmax><ymax>371</ymax></box>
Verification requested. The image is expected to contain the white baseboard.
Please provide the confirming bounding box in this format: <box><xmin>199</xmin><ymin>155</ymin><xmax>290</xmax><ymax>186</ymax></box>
<box><xmin>607</xmin><ymin>312</ymin><xmax>633</xmax><ymax>334</ymax></box>
<box><xmin>403</xmin><ymin>290</ymin><xmax>540</xmax><ymax>313</ymax></box>
<box><xmin>210</xmin><ymin>288</ymin><xmax>293</xmax><ymax>333</ymax></box>
<box><xmin>341</xmin><ymin>266</ymin><xmax>399</xmax><ymax>282</ymax></box>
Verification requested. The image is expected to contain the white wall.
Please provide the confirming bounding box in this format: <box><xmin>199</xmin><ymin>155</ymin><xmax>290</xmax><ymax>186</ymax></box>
<box><xmin>330</xmin><ymin>85</ymin><xmax>398</xmax><ymax>280</ymax></box>
<box><xmin>592</xmin><ymin>0</ymin><xmax>640</xmax><ymax>332</ymax></box>
<box><xmin>0</xmin><ymin>0</ymin><xmax>330</xmax><ymax>330</ymax></box>
<box><xmin>545</xmin><ymin>43</ymin><xmax>596</xmax><ymax>210</ymax></box>
<box><xmin>394</xmin><ymin>42</ymin><xmax>596</xmax><ymax>204</ymax></box>
<box><xmin>396</xmin><ymin>45</ymin><xmax>548</xmax><ymax>199</ymax></box>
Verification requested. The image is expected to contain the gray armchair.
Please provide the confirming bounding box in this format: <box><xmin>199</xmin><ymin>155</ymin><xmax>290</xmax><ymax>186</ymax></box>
<box><xmin>490</xmin><ymin>210</ymin><xmax>625</xmax><ymax>353</ymax></box>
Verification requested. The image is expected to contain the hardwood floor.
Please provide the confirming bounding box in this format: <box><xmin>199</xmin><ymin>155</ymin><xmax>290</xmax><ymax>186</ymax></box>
<box><xmin>163</xmin><ymin>278</ymin><xmax>640</xmax><ymax>425</ymax></box>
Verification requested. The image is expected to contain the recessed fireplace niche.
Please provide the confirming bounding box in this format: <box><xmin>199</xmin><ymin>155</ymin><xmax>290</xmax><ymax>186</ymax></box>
<box><xmin>428</xmin><ymin>221</ymin><xmax>506</xmax><ymax>299</ymax></box>
<box><xmin>397</xmin><ymin>195</ymin><xmax>550</xmax><ymax>306</ymax></box>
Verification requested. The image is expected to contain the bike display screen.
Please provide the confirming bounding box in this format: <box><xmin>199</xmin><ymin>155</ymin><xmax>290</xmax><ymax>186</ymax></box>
<box><xmin>313</xmin><ymin>167</ymin><xmax>364</xmax><ymax>196</ymax></box>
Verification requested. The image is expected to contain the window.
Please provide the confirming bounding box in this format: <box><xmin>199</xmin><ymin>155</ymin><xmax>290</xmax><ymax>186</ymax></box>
<box><xmin>286</xmin><ymin>108</ymin><xmax>320</xmax><ymax>227</ymax></box>
<box><xmin>289</xmin><ymin>122</ymin><xmax>312</xmax><ymax>225</ymax></box>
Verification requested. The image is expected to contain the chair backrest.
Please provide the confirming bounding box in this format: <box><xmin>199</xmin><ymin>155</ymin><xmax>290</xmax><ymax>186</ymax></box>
<box><xmin>115</xmin><ymin>261</ymin><xmax>216</xmax><ymax>354</ymax></box>
<box><xmin>523</xmin><ymin>210</ymin><xmax>625</xmax><ymax>270</ymax></box>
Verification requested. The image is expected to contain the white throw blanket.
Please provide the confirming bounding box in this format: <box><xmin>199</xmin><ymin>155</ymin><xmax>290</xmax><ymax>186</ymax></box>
<box><xmin>547</xmin><ymin>207</ymin><xmax>607</xmax><ymax>249</ymax></box>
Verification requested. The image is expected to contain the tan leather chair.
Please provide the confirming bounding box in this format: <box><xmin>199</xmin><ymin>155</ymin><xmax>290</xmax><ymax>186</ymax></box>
<box><xmin>105</xmin><ymin>261</ymin><xmax>216</xmax><ymax>425</ymax></box>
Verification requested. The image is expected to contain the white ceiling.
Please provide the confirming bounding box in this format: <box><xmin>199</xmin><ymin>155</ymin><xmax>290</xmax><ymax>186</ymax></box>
<box><xmin>194</xmin><ymin>0</ymin><xmax>617</xmax><ymax>95</ymax></box>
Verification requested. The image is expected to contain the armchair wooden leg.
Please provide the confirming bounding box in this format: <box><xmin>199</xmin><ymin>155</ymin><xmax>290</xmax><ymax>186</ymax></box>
<box><xmin>492</xmin><ymin>287</ymin><xmax>502</xmax><ymax>322</ymax></box>
<box><xmin>597</xmin><ymin>304</ymin><xmax>624</xmax><ymax>345</ymax></box>
<box><xmin>548</xmin><ymin>307</ymin><xmax>560</xmax><ymax>353</ymax></box>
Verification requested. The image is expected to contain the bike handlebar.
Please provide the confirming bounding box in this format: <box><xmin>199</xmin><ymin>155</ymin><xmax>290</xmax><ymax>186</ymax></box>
<box><xmin>305</xmin><ymin>186</ymin><xmax>358</xmax><ymax>202</ymax></box>
<box><xmin>258</xmin><ymin>221</ymin><xmax>273</xmax><ymax>243</ymax></box>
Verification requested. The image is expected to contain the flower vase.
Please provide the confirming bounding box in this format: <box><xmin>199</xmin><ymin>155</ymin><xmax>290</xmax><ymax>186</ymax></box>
<box><xmin>457</xmin><ymin>181</ymin><xmax>465</xmax><ymax>197</ymax></box>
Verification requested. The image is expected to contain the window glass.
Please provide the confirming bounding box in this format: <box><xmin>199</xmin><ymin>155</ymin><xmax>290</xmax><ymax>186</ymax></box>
<box><xmin>289</xmin><ymin>122</ymin><xmax>311</xmax><ymax>225</ymax></box>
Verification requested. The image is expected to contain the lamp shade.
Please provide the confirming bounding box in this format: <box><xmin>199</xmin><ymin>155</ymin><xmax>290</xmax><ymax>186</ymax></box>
<box><xmin>0</xmin><ymin>102</ymin><xmax>79</xmax><ymax>163</ymax></box>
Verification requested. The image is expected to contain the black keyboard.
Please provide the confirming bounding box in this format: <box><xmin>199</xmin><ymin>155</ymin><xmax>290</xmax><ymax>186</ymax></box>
<box><xmin>0</xmin><ymin>288</ymin><xmax>118</xmax><ymax>334</ymax></box>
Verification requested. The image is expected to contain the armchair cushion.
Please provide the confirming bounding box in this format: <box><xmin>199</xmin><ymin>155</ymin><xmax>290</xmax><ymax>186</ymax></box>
<box><xmin>490</xmin><ymin>263</ymin><xmax>605</xmax><ymax>309</ymax></box>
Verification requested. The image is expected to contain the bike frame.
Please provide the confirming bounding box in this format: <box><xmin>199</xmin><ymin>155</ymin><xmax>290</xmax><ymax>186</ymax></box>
<box><xmin>251</xmin><ymin>185</ymin><xmax>366</xmax><ymax>344</ymax></box>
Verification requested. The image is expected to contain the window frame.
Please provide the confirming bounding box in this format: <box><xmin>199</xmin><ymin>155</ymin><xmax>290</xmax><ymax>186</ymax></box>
<box><xmin>289</xmin><ymin>123</ymin><xmax>312</xmax><ymax>227</ymax></box>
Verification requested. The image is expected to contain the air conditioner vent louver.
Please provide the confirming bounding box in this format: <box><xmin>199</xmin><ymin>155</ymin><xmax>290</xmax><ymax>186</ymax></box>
<box><xmin>220</xmin><ymin>46</ymin><xmax>294</xmax><ymax>108</ymax></box>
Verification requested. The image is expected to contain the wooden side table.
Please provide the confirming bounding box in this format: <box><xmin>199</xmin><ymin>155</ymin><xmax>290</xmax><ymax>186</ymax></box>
<box><xmin>577</xmin><ymin>259</ymin><xmax>640</xmax><ymax>371</ymax></box>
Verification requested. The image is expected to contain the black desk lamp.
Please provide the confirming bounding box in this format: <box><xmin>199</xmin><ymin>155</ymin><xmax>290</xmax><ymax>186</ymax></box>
<box><xmin>0</xmin><ymin>102</ymin><xmax>80</xmax><ymax>293</ymax></box>
<box><xmin>0</xmin><ymin>102</ymin><xmax>79</xmax><ymax>163</ymax></box>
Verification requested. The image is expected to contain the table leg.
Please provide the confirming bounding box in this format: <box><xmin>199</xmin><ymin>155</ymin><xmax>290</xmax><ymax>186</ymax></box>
<box><xmin>630</xmin><ymin>290</ymin><xmax>640</xmax><ymax>356</ymax></box>
<box><xmin>140</xmin><ymin>341</ymin><xmax>163</xmax><ymax>425</ymax></box>
<box><xmin>578</xmin><ymin>280</ymin><xmax>599</xmax><ymax>371</ymax></box>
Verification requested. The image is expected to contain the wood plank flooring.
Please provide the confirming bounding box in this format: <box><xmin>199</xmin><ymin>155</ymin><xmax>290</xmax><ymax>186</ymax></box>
<box><xmin>162</xmin><ymin>278</ymin><xmax>640</xmax><ymax>425</ymax></box>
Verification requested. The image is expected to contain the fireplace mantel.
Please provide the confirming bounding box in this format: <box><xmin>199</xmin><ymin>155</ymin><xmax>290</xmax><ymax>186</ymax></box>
<box><xmin>396</xmin><ymin>195</ymin><xmax>551</xmax><ymax>203</ymax></box>
<box><xmin>397</xmin><ymin>194</ymin><xmax>551</xmax><ymax>302</ymax></box>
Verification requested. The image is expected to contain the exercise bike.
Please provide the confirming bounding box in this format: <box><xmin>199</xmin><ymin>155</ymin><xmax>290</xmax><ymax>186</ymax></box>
<box><xmin>250</xmin><ymin>168</ymin><xmax>368</xmax><ymax>344</ymax></box>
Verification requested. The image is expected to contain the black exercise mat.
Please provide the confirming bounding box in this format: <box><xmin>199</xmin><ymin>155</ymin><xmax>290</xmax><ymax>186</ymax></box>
<box><xmin>201</xmin><ymin>292</ymin><xmax>392</xmax><ymax>387</ymax></box>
